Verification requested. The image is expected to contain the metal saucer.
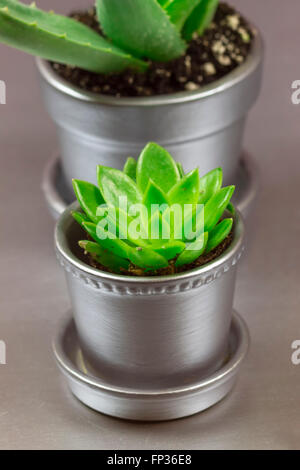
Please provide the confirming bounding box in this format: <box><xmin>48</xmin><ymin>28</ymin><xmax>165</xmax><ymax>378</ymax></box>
<box><xmin>42</xmin><ymin>153</ymin><xmax>259</xmax><ymax>221</ymax></box>
<box><xmin>53</xmin><ymin>311</ymin><xmax>250</xmax><ymax>421</ymax></box>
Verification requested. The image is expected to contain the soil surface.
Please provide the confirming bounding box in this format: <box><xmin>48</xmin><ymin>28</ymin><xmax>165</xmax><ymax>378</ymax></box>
<box><xmin>51</xmin><ymin>3</ymin><xmax>255</xmax><ymax>97</ymax></box>
<box><xmin>84</xmin><ymin>231</ymin><xmax>234</xmax><ymax>277</ymax></box>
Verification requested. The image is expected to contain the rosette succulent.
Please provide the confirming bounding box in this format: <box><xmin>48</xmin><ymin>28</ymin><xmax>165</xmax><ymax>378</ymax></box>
<box><xmin>72</xmin><ymin>143</ymin><xmax>235</xmax><ymax>275</ymax></box>
<box><xmin>0</xmin><ymin>0</ymin><xmax>219</xmax><ymax>73</ymax></box>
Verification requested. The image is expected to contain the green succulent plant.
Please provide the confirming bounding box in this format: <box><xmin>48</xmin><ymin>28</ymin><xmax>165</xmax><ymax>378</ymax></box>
<box><xmin>72</xmin><ymin>143</ymin><xmax>235</xmax><ymax>275</ymax></box>
<box><xmin>0</xmin><ymin>0</ymin><xmax>219</xmax><ymax>74</ymax></box>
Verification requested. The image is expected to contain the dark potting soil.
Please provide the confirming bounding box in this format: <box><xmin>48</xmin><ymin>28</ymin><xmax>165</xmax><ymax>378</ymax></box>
<box><xmin>51</xmin><ymin>3</ymin><xmax>255</xmax><ymax>98</ymax></box>
<box><xmin>84</xmin><ymin>230</ymin><xmax>234</xmax><ymax>277</ymax></box>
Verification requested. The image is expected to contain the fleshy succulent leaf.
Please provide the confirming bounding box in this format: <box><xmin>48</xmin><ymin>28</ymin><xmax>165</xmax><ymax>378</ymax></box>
<box><xmin>182</xmin><ymin>203</ymin><xmax>204</xmax><ymax>242</ymax></box>
<box><xmin>83</xmin><ymin>221</ymin><xmax>130</xmax><ymax>260</ymax></box>
<box><xmin>176</xmin><ymin>162</ymin><xmax>185</xmax><ymax>178</ymax></box>
<box><xmin>79</xmin><ymin>240</ymin><xmax>130</xmax><ymax>273</ymax></box>
<box><xmin>204</xmin><ymin>186</ymin><xmax>235</xmax><ymax>232</ymax></box>
<box><xmin>164</xmin><ymin>0</ymin><xmax>203</xmax><ymax>32</ymax></box>
<box><xmin>71</xmin><ymin>210</ymin><xmax>90</xmax><ymax>228</ymax></box>
<box><xmin>137</xmin><ymin>143</ymin><xmax>180</xmax><ymax>194</ymax></box>
<box><xmin>143</xmin><ymin>180</ymin><xmax>169</xmax><ymax>216</ymax></box>
<box><xmin>182</xmin><ymin>0</ymin><xmax>219</xmax><ymax>40</ymax></box>
<box><xmin>148</xmin><ymin>210</ymin><xmax>170</xmax><ymax>243</ymax></box>
<box><xmin>123</xmin><ymin>157</ymin><xmax>137</xmax><ymax>181</ymax></box>
<box><xmin>226</xmin><ymin>202</ymin><xmax>236</xmax><ymax>216</ymax></box>
<box><xmin>152</xmin><ymin>240</ymin><xmax>185</xmax><ymax>260</ymax></box>
<box><xmin>72</xmin><ymin>180</ymin><xmax>105</xmax><ymax>224</ymax></box>
<box><xmin>72</xmin><ymin>143</ymin><xmax>235</xmax><ymax>274</ymax></box>
<box><xmin>205</xmin><ymin>218</ymin><xmax>233</xmax><ymax>254</ymax></box>
<box><xmin>175</xmin><ymin>232</ymin><xmax>208</xmax><ymax>267</ymax></box>
<box><xmin>97</xmin><ymin>166</ymin><xmax>142</xmax><ymax>208</ymax></box>
<box><xmin>198</xmin><ymin>167</ymin><xmax>222</xmax><ymax>204</ymax></box>
<box><xmin>168</xmin><ymin>169</ymin><xmax>200</xmax><ymax>207</ymax></box>
<box><xmin>96</xmin><ymin>0</ymin><xmax>186</xmax><ymax>62</ymax></box>
<box><xmin>0</xmin><ymin>0</ymin><xmax>147</xmax><ymax>73</ymax></box>
<box><xmin>128</xmin><ymin>245</ymin><xmax>169</xmax><ymax>269</ymax></box>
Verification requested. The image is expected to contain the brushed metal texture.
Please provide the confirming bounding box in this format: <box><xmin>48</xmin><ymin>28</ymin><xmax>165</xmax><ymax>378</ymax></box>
<box><xmin>36</xmin><ymin>33</ymin><xmax>263</xmax><ymax>193</ymax></box>
<box><xmin>53</xmin><ymin>311</ymin><xmax>250</xmax><ymax>421</ymax></box>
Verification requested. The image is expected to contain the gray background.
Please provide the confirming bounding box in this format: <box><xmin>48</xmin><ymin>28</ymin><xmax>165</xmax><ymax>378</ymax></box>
<box><xmin>0</xmin><ymin>0</ymin><xmax>299</xmax><ymax>449</ymax></box>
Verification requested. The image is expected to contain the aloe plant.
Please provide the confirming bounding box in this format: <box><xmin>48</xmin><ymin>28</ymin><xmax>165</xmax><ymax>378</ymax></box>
<box><xmin>0</xmin><ymin>0</ymin><xmax>219</xmax><ymax>73</ymax></box>
<box><xmin>72</xmin><ymin>142</ymin><xmax>235</xmax><ymax>274</ymax></box>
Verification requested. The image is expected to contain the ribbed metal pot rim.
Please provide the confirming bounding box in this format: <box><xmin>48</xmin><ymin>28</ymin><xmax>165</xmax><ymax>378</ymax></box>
<box><xmin>55</xmin><ymin>202</ymin><xmax>245</xmax><ymax>288</ymax></box>
<box><xmin>53</xmin><ymin>311</ymin><xmax>249</xmax><ymax>396</ymax></box>
<box><xmin>36</xmin><ymin>31</ymin><xmax>263</xmax><ymax>107</ymax></box>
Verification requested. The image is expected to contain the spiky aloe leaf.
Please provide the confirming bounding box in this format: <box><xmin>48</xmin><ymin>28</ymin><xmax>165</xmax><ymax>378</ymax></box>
<box><xmin>163</xmin><ymin>0</ymin><xmax>203</xmax><ymax>32</ymax></box>
<box><xmin>182</xmin><ymin>0</ymin><xmax>219</xmax><ymax>40</ymax></box>
<box><xmin>96</xmin><ymin>0</ymin><xmax>186</xmax><ymax>61</ymax></box>
<box><xmin>0</xmin><ymin>0</ymin><xmax>147</xmax><ymax>73</ymax></box>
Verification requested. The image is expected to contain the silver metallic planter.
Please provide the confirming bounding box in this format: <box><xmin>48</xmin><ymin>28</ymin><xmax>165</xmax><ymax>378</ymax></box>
<box><xmin>53</xmin><ymin>311</ymin><xmax>249</xmax><ymax>421</ymax></box>
<box><xmin>55</xmin><ymin>202</ymin><xmax>245</xmax><ymax>392</ymax></box>
<box><xmin>37</xmin><ymin>32</ymin><xmax>263</xmax><ymax>194</ymax></box>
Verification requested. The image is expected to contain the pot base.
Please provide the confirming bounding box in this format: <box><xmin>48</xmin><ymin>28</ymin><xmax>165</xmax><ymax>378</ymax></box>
<box><xmin>53</xmin><ymin>310</ymin><xmax>250</xmax><ymax>422</ymax></box>
<box><xmin>42</xmin><ymin>153</ymin><xmax>258</xmax><ymax>221</ymax></box>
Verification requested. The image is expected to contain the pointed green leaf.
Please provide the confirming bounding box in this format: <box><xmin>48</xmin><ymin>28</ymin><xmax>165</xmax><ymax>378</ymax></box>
<box><xmin>226</xmin><ymin>202</ymin><xmax>236</xmax><ymax>216</ymax></box>
<box><xmin>205</xmin><ymin>218</ymin><xmax>233</xmax><ymax>254</ymax></box>
<box><xmin>183</xmin><ymin>0</ymin><xmax>219</xmax><ymax>40</ymax></box>
<box><xmin>164</xmin><ymin>0</ymin><xmax>203</xmax><ymax>31</ymax></box>
<box><xmin>143</xmin><ymin>179</ymin><xmax>169</xmax><ymax>216</ymax></box>
<box><xmin>148</xmin><ymin>210</ymin><xmax>171</xmax><ymax>243</ymax></box>
<box><xmin>97</xmin><ymin>166</ymin><xmax>142</xmax><ymax>208</ymax></box>
<box><xmin>177</xmin><ymin>162</ymin><xmax>185</xmax><ymax>178</ymax></box>
<box><xmin>123</xmin><ymin>157</ymin><xmax>137</xmax><ymax>181</ymax></box>
<box><xmin>96</xmin><ymin>0</ymin><xmax>186</xmax><ymax>61</ymax></box>
<box><xmin>71</xmin><ymin>210</ymin><xmax>89</xmax><ymax>229</ymax></box>
<box><xmin>168</xmin><ymin>169</ymin><xmax>200</xmax><ymax>207</ymax></box>
<box><xmin>128</xmin><ymin>246</ymin><xmax>168</xmax><ymax>269</ymax></box>
<box><xmin>204</xmin><ymin>186</ymin><xmax>235</xmax><ymax>232</ymax></box>
<box><xmin>79</xmin><ymin>240</ymin><xmax>130</xmax><ymax>273</ymax></box>
<box><xmin>83</xmin><ymin>222</ymin><xmax>130</xmax><ymax>260</ymax></box>
<box><xmin>175</xmin><ymin>232</ymin><xmax>208</xmax><ymax>267</ymax></box>
<box><xmin>198</xmin><ymin>167</ymin><xmax>222</xmax><ymax>205</ymax></box>
<box><xmin>182</xmin><ymin>203</ymin><xmax>204</xmax><ymax>242</ymax></box>
<box><xmin>0</xmin><ymin>0</ymin><xmax>147</xmax><ymax>73</ymax></box>
<box><xmin>152</xmin><ymin>240</ymin><xmax>185</xmax><ymax>260</ymax></box>
<box><xmin>72</xmin><ymin>180</ymin><xmax>105</xmax><ymax>224</ymax></box>
<box><xmin>137</xmin><ymin>143</ymin><xmax>180</xmax><ymax>194</ymax></box>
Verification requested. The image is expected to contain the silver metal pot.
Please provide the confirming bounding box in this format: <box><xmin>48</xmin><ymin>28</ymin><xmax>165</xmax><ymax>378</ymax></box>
<box><xmin>37</xmin><ymin>32</ymin><xmax>263</xmax><ymax>194</ymax></box>
<box><xmin>55</xmin><ymin>202</ymin><xmax>245</xmax><ymax>390</ymax></box>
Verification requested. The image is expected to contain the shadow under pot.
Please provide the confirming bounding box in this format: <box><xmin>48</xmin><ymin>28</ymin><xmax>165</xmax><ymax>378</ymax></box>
<box><xmin>55</xmin><ymin>202</ymin><xmax>245</xmax><ymax>390</ymax></box>
<box><xmin>37</xmin><ymin>31</ymin><xmax>263</xmax><ymax>194</ymax></box>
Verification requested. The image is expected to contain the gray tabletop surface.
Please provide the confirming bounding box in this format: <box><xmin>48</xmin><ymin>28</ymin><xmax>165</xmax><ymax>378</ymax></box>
<box><xmin>0</xmin><ymin>0</ymin><xmax>299</xmax><ymax>450</ymax></box>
